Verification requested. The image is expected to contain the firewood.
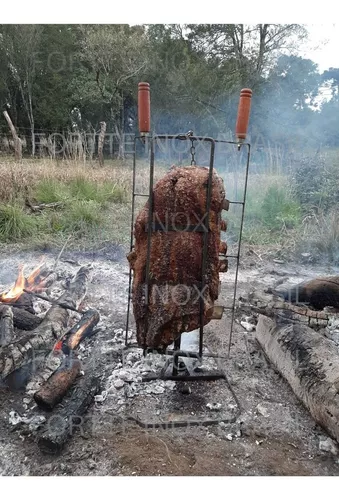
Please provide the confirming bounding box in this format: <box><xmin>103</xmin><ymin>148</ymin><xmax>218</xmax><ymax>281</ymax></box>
<box><xmin>255</xmin><ymin>315</ymin><xmax>339</xmax><ymax>444</ymax></box>
<box><xmin>0</xmin><ymin>305</ymin><xmax>42</xmax><ymax>331</ymax></box>
<box><xmin>273</xmin><ymin>276</ymin><xmax>339</xmax><ymax>310</ymax></box>
<box><xmin>61</xmin><ymin>309</ymin><xmax>100</xmax><ymax>355</ymax></box>
<box><xmin>34</xmin><ymin>356</ymin><xmax>81</xmax><ymax>410</ymax></box>
<box><xmin>0</xmin><ymin>306</ymin><xmax>14</xmax><ymax>347</ymax></box>
<box><xmin>37</xmin><ymin>371</ymin><xmax>101</xmax><ymax>454</ymax></box>
<box><xmin>0</xmin><ymin>266</ymin><xmax>91</xmax><ymax>380</ymax></box>
<box><xmin>128</xmin><ymin>165</ymin><xmax>226</xmax><ymax>350</ymax></box>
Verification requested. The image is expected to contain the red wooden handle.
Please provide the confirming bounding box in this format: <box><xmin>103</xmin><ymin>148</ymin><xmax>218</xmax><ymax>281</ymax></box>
<box><xmin>138</xmin><ymin>82</ymin><xmax>151</xmax><ymax>134</ymax></box>
<box><xmin>235</xmin><ymin>88</ymin><xmax>252</xmax><ymax>142</ymax></box>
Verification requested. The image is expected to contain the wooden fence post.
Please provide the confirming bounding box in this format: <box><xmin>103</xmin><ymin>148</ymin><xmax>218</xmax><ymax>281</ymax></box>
<box><xmin>3</xmin><ymin>111</ymin><xmax>22</xmax><ymax>161</ymax></box>
<box><xmin>98</xmin><ymin>121</ymin><xmax>106</xmax><ymax>167</ymax></box>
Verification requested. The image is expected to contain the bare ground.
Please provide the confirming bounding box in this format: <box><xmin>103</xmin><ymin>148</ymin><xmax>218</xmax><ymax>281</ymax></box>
<box><xmin>0</xmin><ymin>245</ymin><xmax>339</xmax><ymax>476</ymax></box>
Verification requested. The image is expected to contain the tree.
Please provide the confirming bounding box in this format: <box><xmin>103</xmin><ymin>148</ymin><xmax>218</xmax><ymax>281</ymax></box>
<box><xmin>186</xmin><ymin>24</ymin><xmax>308</xmax><ymax>86</ymax></box>
<box><xmin>0</xmin><ymin>25</ymin><xmax>43</xmax><ymax>156</ymax></box>
<box><xmin>74</xmin><ymin>24</ymin><xmax>149</xmax><ymax>158</ymax></box>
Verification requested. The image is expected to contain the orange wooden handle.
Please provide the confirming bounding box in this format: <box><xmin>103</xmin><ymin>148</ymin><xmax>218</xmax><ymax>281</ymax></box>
<box><xmin>138</xmin><ymin>82</ymin><xmax>151</xmax><ymax>134</ymax></box>
<box><xmin>235</xmin><ymin>88</ymin><xmax>252</xmax><ymax>142</ymax></box>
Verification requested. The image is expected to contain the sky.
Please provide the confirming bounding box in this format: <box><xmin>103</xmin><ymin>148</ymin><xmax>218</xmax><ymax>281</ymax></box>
<box><xmin>300</xmin><ymin>24</ymin><xmax>339</xmax><ymax>72</ymax></box>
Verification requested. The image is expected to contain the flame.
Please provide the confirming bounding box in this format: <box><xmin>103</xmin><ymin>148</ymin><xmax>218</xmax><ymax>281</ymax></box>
<box><xmin>0</xmin><ymin>261</ymin><xmax>46</xmax><ymax>303</ymax></box>
<box><xmin>25</xmin><ymin>262</ymin><xmax>45</xmax><ymax>288</ymax></box>
<box><xmin>0</xmin><ymin>265</ymin><xmax>25</xmax><ymax>302</ymax></box>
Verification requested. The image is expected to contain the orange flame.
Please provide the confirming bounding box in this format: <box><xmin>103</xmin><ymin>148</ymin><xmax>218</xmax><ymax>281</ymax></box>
<box><xmin>0</xmin><ymin>265</ymin><xmax>25</xmax><ymax>302</ymax></box>
<box><xmin>25</xmin><ymin>262</ymin><xmax>45</xmax><ymax>288</ymax></box>
<box><xmin>0</xmin><ymin>261</ymin><xmax>46</xmax><ymax>303</ymax></box>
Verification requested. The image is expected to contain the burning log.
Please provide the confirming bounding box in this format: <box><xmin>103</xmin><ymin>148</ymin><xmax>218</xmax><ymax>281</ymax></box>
<box><xmin>0</xmin><ymin>266</ymin><xmax>91</xmax><ymax>380</ymax></box>
<box><xmin>37</xmin><ymin>371</ymin><xmax>101</xmax><ymax>454</ymax></box>
<box><xmin>255</xmin><ymin>315</ymin><xmax>339</xmax><ymax>444</ymax></box>
<box><xmin>0</xmin><ymin>306</ymin><xmax>14</xmax><ymax>347</ymax></box>
<box><xmin>34</xmin><ymin>356</ymin><xmax>81</xmax><ymax>410</ymax></box>
<box><xmin>128</xmin><ymin>165</ymin><xmax>226</xmax><ymax>350</ymax></box>
<box><xmin>61</xmin><ymin>309</ymin><xmax>100</xmax><ymax>355</ymax></box>
<box><xmin>0</xmin><ymin>262</ymin><xmax>51</xmax><ymax>313</ymax></box>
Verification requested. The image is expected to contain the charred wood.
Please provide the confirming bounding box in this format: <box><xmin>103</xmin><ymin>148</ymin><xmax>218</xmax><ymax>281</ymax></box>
<box><xmin>0</xmin><ymin>305</ymin><xmax>42</xmax><ymax>331</ymax></box>
<box><xmin>37</xmin><ymin>372</ymin><xmax>101</xmax><ymax>454</ymax></box>
<box><xmin>273</xmin><ymin>276</ymin><xmax>339</xmax><ymax>310</ymax></box>
<box><xmin>0</xmin><ymin>306</ymin><xmax>14</xmax><ymax>347</ymax></box>
<box><xmin>34</xmin><ymin>356</ymin><xmax>81</xmax><ymax>410</ymax></box>
<box><xmin>61</xmin><ymin>309</ymin><xmax>100</xmax><ymax>355</ymax></box>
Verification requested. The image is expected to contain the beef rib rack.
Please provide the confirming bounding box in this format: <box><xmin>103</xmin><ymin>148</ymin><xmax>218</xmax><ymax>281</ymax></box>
<box><xmin>127</xmin><ymin>165</ymin><xmax>227</xmax><ymax>350</ymax></box>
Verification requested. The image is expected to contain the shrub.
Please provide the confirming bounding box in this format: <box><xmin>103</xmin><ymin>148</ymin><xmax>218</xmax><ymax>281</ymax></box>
<box><xmin>0</xmin><ymin>204</ymin><xmax>38</xmax><ymax>242</ymax></box>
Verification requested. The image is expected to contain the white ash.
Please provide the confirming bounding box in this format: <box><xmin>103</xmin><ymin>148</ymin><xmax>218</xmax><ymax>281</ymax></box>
<box><xmin>99</xmin><ymin>349</ymin><xmax>176</xmax><ymax>412</ymax></box>
<box><xmin>8</xmin><ymin>411</ymin><xmax>46</xmax><ymax>431</ymax></box>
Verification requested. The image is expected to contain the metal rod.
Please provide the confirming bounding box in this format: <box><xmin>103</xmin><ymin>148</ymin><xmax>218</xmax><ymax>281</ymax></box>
<box><xmin>199</xmin><ymin>139</ymin><xmax>215</xmax><ymax>358</ymax></box>
<box><xmin>125</xmin><ymin>137</ymin><xmax>138</xmax><ymax>346</ymax></box>
<box><xmin>144</xmin><ymin>137</ymin><xmax>155</xmax><ymax>326</ymax></box>
<box><xmin>227</xmin><ymin>143</ymin><xmax>251</xmax><ymax>357</ymax></box>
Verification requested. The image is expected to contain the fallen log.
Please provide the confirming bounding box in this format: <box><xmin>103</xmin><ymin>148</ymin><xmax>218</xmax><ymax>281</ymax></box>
<box><xmin>255</xmin><ymin>314</ymin><xmax>339</xmax><ymax>443</ymax></box>
<box><xmin>273</xmin><ymin>276</ymin><xmax>339</xmax><ymax>310</ymax></box>
<box><xmin>34</xmin><ymin>355</ymin><xmax>81</xmax><ymax>410</ymax></box>
<box><xmin>0</xmin><ymin>305</ymin><xmax>42</xmax><ymax>331</ymax></box>
<box><xmin>0</xmin><ymin>306</ymin><xmax>14</xmax><ymax>347</ymax></box>
<box><xmin>61</xmin><ymin>309</ymin><xmax>100</xmax><ymax>355</ymax></box>
<box><xmin>37</xmin><ymin>371</ymin><xmax>101</xmax><ymax>454</ymax></box>
<box><xmin>0</xmin><ymin>266</ymin><xmax>91</xmax><ymax>379</ymax></box>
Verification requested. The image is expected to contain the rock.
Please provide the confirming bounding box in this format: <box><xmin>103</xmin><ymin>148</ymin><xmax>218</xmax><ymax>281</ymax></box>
<box><xmin>94</xmin><ymin>391</ymin><xmax>107</xmax><ymax>403</ymax></box>
<box><xmin>226</xmin><ymin>434</ymin><xmax>233</xmax><ymax>441</ymax></box>
<box><xmin>88</xmin><ymin>460</ymin><xmax>97</xmax><ymax>470</ymax></box>
<box><xmin>319</xmin><ymin>437</ymin><xmax>339</xmax><ymax>455</ymax></box>
<box><xmin>240</xmin><ymin>321</ymin><xmax>255</xmax><ymax>332</ymax></box>
<box><xmin>206</xmin><ymin>402</ymin><xmax>222</xmax><ymax>411</ymax></box>
<box><xmin>9</xmin><ymin>411</ymin><xmax>22</xmax><ymax>426</ymax></box>
<box><xmin>113</xmin><ymin>379</ymin><xmax>125</xmax><ymax>390</ymax></box>
<box><xmin>256</xmin><ymin>404</ymin><xmax>269</xmax><ymax>417</ymax></box>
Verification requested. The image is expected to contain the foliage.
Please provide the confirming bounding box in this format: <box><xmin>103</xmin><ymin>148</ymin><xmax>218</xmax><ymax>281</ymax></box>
<box><xmin>293</xmin><ymin>154</ymin><xmax>339</xmax><ymax>212</ymax></box>
<box><xmin>0</xmin><ymin>204</ymin><xmax>38</xmax><ymax>242</ymax></box>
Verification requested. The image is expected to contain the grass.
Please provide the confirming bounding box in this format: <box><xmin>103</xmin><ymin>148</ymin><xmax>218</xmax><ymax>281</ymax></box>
<box><xmin>0</xmin><ymin>203</ymin><xmax>39</xmax><ymax>242</ymax></box>
<box><xmin>0</xmin><ymin>154</ymin><xmax>339</xmax><ymax>263</ymax></box>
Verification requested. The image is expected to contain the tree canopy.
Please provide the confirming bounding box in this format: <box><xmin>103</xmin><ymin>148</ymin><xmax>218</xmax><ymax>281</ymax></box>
<box><xmin>0</xmin><ymin>23</ymin><xmax>337</xmax><ymax>156</ymax></box>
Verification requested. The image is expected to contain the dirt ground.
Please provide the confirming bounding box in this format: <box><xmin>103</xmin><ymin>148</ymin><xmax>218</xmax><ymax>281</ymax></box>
<box><xmin>1</xmin><ymin>245</ymin><xmax>339</xmax><ymax>476</ymax></box>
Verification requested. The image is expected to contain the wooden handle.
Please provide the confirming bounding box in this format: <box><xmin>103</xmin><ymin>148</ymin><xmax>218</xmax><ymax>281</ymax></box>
<box><xmin>235</xmin><ymin>88</ymin><xmax>252</xmax><ymax>142</ymax></box>
<box><xmin>138</xmin><ymin>82</ymin><xmax>151</xmax><ymax>134</ymax></box>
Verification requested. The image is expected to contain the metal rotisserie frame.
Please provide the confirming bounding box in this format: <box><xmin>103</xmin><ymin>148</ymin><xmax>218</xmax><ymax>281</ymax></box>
<box><xmin>125</xmin><ymin>133</ymin><xmax>251</xmax><ymax>383</ymax></box>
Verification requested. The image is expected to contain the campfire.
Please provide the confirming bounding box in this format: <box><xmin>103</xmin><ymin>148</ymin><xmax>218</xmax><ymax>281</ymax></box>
<box><xmin>0</xmin><ymin>259</ymin><xmax>101</xmax><ymax>454</ymax></box>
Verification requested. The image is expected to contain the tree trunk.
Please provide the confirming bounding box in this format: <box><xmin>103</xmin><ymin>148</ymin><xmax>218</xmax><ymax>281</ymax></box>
<box><xmin>255</xmin><ymin>314</ymin><xmax>339</xmax><ymax>443</ymax></box>
<box><xmin>3</xmin><ymin>111</ymin><xmax>22</xmax><ymax>160</ymax></box>
<box><xmin>98</xmin><ymin>121</ymin><xmax>106</xmax><ymax>167</ymax></box>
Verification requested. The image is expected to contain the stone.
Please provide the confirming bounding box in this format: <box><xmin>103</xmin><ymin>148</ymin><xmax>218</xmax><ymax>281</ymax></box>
<box><xmin>319</xmin><ymin>437</ymin><xmax>339</xmax><ymax>455</ymax></box>
<box><xmin>206</xmin><ymin>402</ymin><xmax>222</xmax><ymax>411</ymax></box>
<box><xmin>113</xmin><ymin>379</ymin><xmax>125</xmax><ymax>390</ymax></box>
<box><xmin>256</xmin><ymin>404</ymin><xmax>269</xmax><ymax>417</ymax></box>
